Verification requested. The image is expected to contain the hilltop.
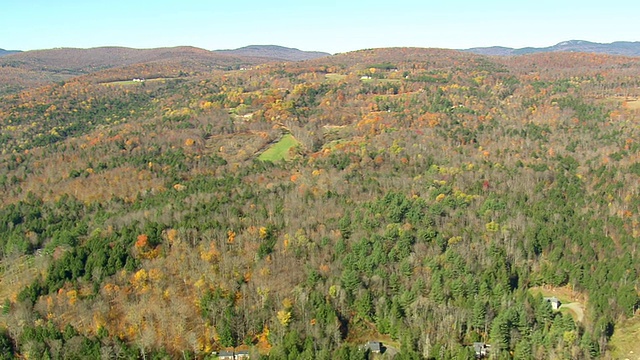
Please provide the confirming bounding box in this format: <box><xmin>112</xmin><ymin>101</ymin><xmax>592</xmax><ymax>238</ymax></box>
<box><xmin>465</xmin><ymin>40</ymin><xmax>640</xmax><ymax>56</ymax></box>
<box><xmin>0</xmin><ymin>48</ymin><xmax>21</xmax><ymax>56</ymax></box>
<box><xmin>0</xmin><ymin>45</ymin><xmax>332</xmax><ymax>95</ymax></box>
<box><xmin>215</xmin><ymin>45</ymin><xmax>331</xmax><ymax>61</ymax></box>
<box><xmin>0</xmin><ymin>46</ymin><xmax>272</xmax><ymax>95</ymax></box>
<box><xmin>0</xmin><ymin>46</ymin><xmax>269</xmax><ymax>76</ymax></box>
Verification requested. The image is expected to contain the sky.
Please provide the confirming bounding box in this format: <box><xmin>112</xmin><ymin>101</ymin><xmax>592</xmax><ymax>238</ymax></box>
<box><xmin>2</xmin><ymin>0</ymin><xmax>639</xmax><ymax>54</ymax></box>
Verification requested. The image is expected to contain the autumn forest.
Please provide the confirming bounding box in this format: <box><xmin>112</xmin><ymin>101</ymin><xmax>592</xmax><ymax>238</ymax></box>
<box><xmin>0</xmin><ymin>46</ymin><xmax>640</xmax><ymax>359</ymax></box>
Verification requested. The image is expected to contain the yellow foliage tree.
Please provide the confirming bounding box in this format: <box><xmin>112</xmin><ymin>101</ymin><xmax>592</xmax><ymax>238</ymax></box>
<box><xmin>277</xmin><ymin>310</ymin><xmax>291</xmax><ymax>327</ymax></box>
<box><xmin>131</xmin><ymin>269</ymin><xmax>149</xmax><ymax>290</ymax></box>
<box><xmin>166</xmin><ymin>228</ymin><xmax>178</xmax><ymax>245</ymax></box>
<box><xmin>227</xmin><ymin>230</ymin><xmax>236</xmax><ymax>243</ymax></box>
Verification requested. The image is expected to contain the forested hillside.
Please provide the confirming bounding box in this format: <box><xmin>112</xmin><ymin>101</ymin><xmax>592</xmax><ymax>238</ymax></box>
<box><xmin>0</xmin><ymin>46</ymin><xmax>271</xmax><ymax>96</ymax></box>
<box><xmin>465</xmin><ymin>40</ymin><xmax>640</xmax><ymax>57</ymax></box>
<box><xmin>215</xmin><ymin>45</ymin><xmax>331</xmax><ymax>61</ymax></box>
<box><xmin>0</xmin><ymin>47</ymin><xmax>639</xmax><ymax>359</ymax></box>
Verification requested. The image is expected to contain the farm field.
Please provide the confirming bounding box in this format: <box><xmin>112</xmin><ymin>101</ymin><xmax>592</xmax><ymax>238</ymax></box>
<box><xmin>101</xmin><ymin>77</ymin><xmax>172</xmax><ymax>86</ymax></box>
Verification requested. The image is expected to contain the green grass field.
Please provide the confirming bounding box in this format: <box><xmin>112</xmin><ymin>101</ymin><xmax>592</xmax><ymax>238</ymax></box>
<box><xmin>325</xmin><ymin>74</ymin><xmax>347</xmax><ymax>81</ymax></box>
<box><xmin>361</xmin><ymin>78</ymin><xmax>402</xmax><ymax>84</ymax></box>
<box><xmin>609</xmin><ymin>315</ymin><xmax>640</xmax><ymax>359</ymax></box>
<box><xmin>102</xmin><ymin>78</ymin><xmax>170</xmax><ymax>86</ymax></box>
<box><xmin>258</xmin><ymin>134</ymin><xmax>299</xmax><ymax>162</ymax></box>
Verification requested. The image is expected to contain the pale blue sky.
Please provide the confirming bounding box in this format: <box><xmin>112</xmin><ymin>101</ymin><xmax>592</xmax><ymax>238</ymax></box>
<box><xmin>2</xmin><ymin>0</ymin><xmax>639</xmax><ymax>53</ymax></box>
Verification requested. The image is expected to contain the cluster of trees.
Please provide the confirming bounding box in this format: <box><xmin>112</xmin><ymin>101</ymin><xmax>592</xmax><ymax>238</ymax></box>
<box><xmin>0</xmin><ymin>48</ymin><xmax>639</xmax><ymax>359</ymax></box>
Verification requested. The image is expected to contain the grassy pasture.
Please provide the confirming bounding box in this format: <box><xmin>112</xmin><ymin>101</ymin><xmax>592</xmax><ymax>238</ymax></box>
<box><xmin>361</xmin><ymin>77</ymin><xmax>402</xmax><ymax>84</ymax></box>
<box><xmin>325</xmin><ymin>73</ymin><xmax>347</xmax><ymax>81</ymax></box>
<box><xmin>624</xmin><ymin>99</ymin><xmax>640</xmax><ymax>110</ymax></box>
<box><xmin>258</xmin><ymin>134</ymin><xmax>299</xmax><ymax>162</ymax></box>
<box><xmin>609</xmin><ymin>315</ymin><xmax>640</xmax><ymax>360</ymax></box>
<box><xmin>102</xmin><ymin>78</ymin><xmax>170</xmax><ymax>86</ymax></box>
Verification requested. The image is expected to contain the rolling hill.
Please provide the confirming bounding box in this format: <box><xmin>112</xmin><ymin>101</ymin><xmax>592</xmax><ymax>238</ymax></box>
<box><xmin>0</xmin><ymin>48</ymin><xmax>21</xmax><ymax>56</ymax></box>
<box><xmin>465</xmin><ymin>40</ymin><xmax>640</xmax><ymax>56</ymax></box>
<box><xmin>0</xmin><ymin>45</ymin><xmax>639</xmax><ymax>359</ymax></box>
<box><xmin>0</xmin><ymin>45</ymin><xmax>333</xmax><ymax>95</ymax></box>
<box><xmin>0</xmin><ymin>46</ymin><xmax>265</xmax><ymax>75</ymax></box>
<box><xmin>215</xmin><ymin>45</ymin><xmax>331</xmax><ymax>61</ymax></box>
<box><xmin>0</xmin><ymin>46</ymin><xmax>278</xmax><ymax>94</ymax></box>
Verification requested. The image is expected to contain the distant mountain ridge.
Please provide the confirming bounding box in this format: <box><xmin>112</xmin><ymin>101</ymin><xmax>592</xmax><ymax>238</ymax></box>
<box><xmin>0</xmin><ymin>48</ymin><xmax>21</xmax><ymax>57</ymax></box>
<box><xmin>215</xmin><ymin>45</ymin><xmax>330</xmax><ymax>61</ymax></box>
<box><xmin>0</xmin><ymin>46</ymin><xmax>244</xmax><ymax>73</ymax></box>
<box><xmin>0</xmin><ymin>45</ymin><xmax>330</xmax><ymax>95</ymax></box>
<box><xmin>0</xmin><ymin>45</ymin><xmax>329</xmax><ymax>74</ymax></box>
<box><xmin>464</xmin><ymin>40</ymin><xmax>640</xmax><ymax>56</ymax></box>
<box><xmin>0</xmin><ymin>46</ymin><xmax>275</xmax><ymax>95</ymax></box>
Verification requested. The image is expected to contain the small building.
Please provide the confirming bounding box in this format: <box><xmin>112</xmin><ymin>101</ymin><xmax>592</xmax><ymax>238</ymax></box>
<box><xmin>544</xmin><ymin>297</ymin><xmax>562</xmax><ymax>310</ymax></box>
<box><xmin>364</xmin><ymin>341</ymin><xmax>382</xmax><ymax>353</ymax></box>
<box><xmin>216</xmin><ymin>349</ymin><xmax>250</xmax><ymax>359</ymax></box>
<box><xmin>235</xmin><ymin>350</ymin><xmax>250</xmax><ymax>359</ymax></box>
<box><xmin>473</xmin><ymin>342</ymin><xmax>491</xmax><ymax>358</ymax></box>
<box><xmin>217</xmin><ymin>350</ymin><xmax>234</xmax><ymax>360</ymax></box>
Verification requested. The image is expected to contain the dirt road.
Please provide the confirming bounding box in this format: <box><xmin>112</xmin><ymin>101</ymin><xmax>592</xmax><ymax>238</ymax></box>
<box><xmin>560</xmin><ymin>302</ymin><xmax>585</xmax><ymax>322</ymax></box>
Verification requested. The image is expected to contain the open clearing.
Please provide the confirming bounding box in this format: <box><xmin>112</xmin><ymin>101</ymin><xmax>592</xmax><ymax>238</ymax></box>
<box><xmin>604</xmin><ymin>96</ymin><xmax>640</xmax><ymax>110</ymax></box>
<box><xmin>624</xmin><ymin>99</ymin><xmax>640</xmax><ymax>110</ymax></box>
<box><xmin>258</xmin><ymin>134</ymin><xmax>299</xmax><ymax>162</ymax></box>
<box><xmin>361</xmin><ymin>78</ymin><xmax>402</xmax><ymax>84</ymax></box>
<box><xmin>610</xmin><ymin>315</ymin><xmax>640</xmax><ymax>360</ymax></box>
<box><xmin>325</xmin><ymin>73</ymin><xmax>347</xmax><ymax>81</ymax></box>
<box><xmin>347</xmin><ymin>328</ymin><xmax>401</xmax><ymax>359</ymax></box>
<box><xmin>529</xmin><ymin>286</ymin><xmax>587</xmax><ymax>304</ymax></box>
<box><xmin>101</xmin><ymin>78</ymin><xmax>172</xmax><ymax>86</ymax></box>
<box><xmin>531</xmin><ymin>286</ymin><xmax>640</xmax><ymax>359</ymax></box>
<box><xmin>529</xmin><ymin>286</ymin><xmax>586</xmax><ymax>323</ymax></box>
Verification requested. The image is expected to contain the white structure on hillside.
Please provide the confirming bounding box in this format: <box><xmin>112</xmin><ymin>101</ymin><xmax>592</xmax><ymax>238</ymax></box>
<box><xmin>544</xmin><ymin>297</ymin><xmax>562</xmax><ymax>310</ymax></box>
